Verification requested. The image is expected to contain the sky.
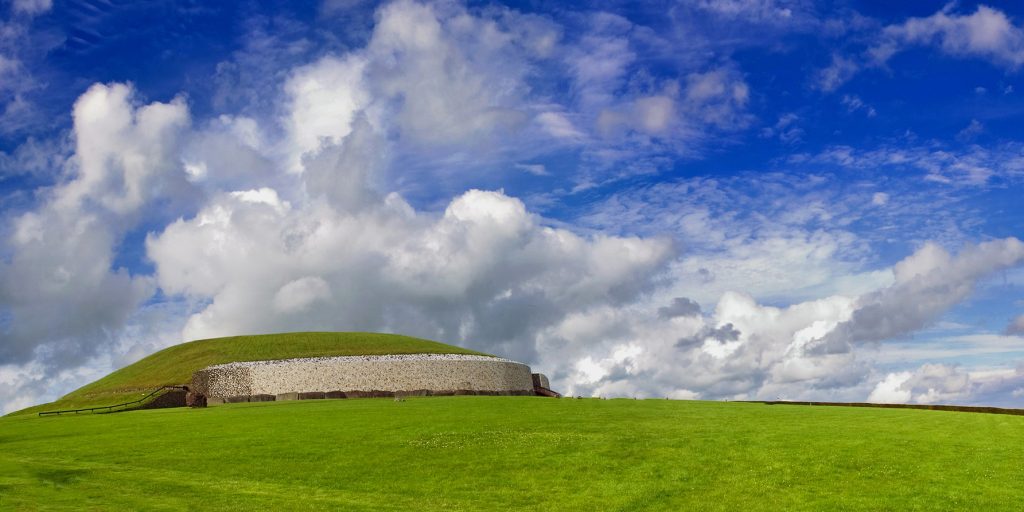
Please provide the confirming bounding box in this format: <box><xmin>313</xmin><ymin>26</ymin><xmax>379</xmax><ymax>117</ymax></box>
<box><xmin>2</xmin><ymin>0</ymin><xmax>1024</xmax><ymax>413</ymax></box>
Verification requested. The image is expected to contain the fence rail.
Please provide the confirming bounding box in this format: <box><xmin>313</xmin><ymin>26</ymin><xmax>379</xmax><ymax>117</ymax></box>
<box><xmin>38</xmin><ymin>386</ymin><xmax>189</xmax><ymax>417</ymax></box>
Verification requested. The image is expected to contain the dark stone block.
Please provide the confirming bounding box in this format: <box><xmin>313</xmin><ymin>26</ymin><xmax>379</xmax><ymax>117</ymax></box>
<box><xmin>326</xmin><ymin>391</ymin><xmax>347</xmax><ymax>399</ymax></box>
<box><xmin>186</xmin><ymin>392</ymin><xmax>207</xmax><ymax>408</ymax></box>
<box><xmin>298</xmin><ymin>392</ymin><xmax>326</xmax><ymax>400</ymax></box>
<box><xmin>250</xmin><ymin>394</ymin><xmax>275</xmax><ymax>402</ymax></box>
<box><xmin>395</xmin><ymin>389</ymin><xmax>429</xmax><ymax>398</ymax></box>
<box><xmin>225</xmin><ymin>395</ymin><xmax>250</xmax><ymax>403</ymax></box>
<box><xmin>342</xmin><ymin>390</ymin><xmax>396</xmax><ymax>399</ymax></box>
<box><xmin>535</xmin><ymin>387</ymin><xmax>562</xmax><ymax>398</ymax></box>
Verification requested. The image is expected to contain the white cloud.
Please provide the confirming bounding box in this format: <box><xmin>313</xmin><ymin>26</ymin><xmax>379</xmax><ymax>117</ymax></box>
<box><xmin>840</xmin><ymin>94</ymin><xmax>876</xmax><ymax>117</ymax></box>
<box><xmin>866</xmin><ymin>362</ymin><xmax>1024</xmax><ymax>406</ymax></box>
<box><xmin>366</xmin><ymin>0</ymin><xmax>534</xmax><ymax>147</ymax></box>
<box><xmin>514</xmin><ymin>163</ymin><xmax>549</xmax><ymax>177</ymax></box>
<box><xmin>815</xmin><ymin>53</ymin><xmax>859</xmax><ymax>92</ymax></box>
<box><xmin>11</xmin><ymin>0</ymin><xmax>52</xmax><ymax>16</ymax></box>
<box><xmin>550</xmin><ymin>238</ymin><xmax>1024</xmax><ymax>402</ymax></box>
<box><xmin>800</xmin><ymin>141</ymin><xmax>1024</xmax><ymax>187</ymax></box>
<box><xmin>819</xmin><ymin>5</ymin><xmax>1024</xmax><ymax>93</ymax></box>
<box><xmin>689</xmin><ymin>0</ymin><xmax>794</xmax><ymax>22</ymax></box>
<box><xmin>956</xmin><ymin>119</ymin><xmax>984</xmax><ymax>141</ymax></box>
<box><xmin>866</xmin><ymin>371</ymin><xmax>913</xmax><ymax>403</ymax></box>
<box><xmin>55</xmin><ymin>83</ymin><xmax>191</xmax><ymax>217</ymax></box>
<box><xmin>0</xmin><ymin>83</ymin><xmax>188</xmax><ymax>369</ymax></box>
<box><xmin>0</xmin><ymin>136</ymin><xmax>70</xmax><ymax>179</ymax></box>
<box><xmin>818</xmin><ymin>239</ymin><xmax>1024</xmax><ymax>353</ymax></box>
<box><xmin>274</xmin><ymin>0</ymin><xmax>568</xmax><ymax>200</ymax></box>
<box><xmin>147</xmin><ymin>187</ymin><xmax>673</xmax><ymax>365</ymax></box>
<box><xmin>873</xmin><ymin>5</ymin><xmax>1024</xmax><ymax>69</ymax></box>
<box><xmin>760</xmin><ymin>112</ymin><xmax>803</xmax><ymax>143</ymax></box>
<box><xmin>535</xmin><ymin>112</ymin><xmax>585</xmax><ymax>141</ymax></box>
<box><xmin>284</xmin><ymin>55</ymin><xmax>370</xmax><ymax>173</ymax></box>
<box><xmin>274</xmin><ymin>276</ymin><xmax>333</xmax><ymax>313</ymax></box>
<box><xmin>683</xmin><ymin>66</ymin><xmax>751</xmax><ymax>129</ymax></box>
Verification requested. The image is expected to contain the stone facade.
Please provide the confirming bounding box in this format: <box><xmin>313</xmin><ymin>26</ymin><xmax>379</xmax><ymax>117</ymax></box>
<box><xmin>191</xmin><ymin>354</ymin><xmax>536</xmax><ymax>400</ymax></box>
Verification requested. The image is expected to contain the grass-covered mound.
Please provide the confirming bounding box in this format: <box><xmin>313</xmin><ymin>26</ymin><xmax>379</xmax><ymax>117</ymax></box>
<box><xmin>12</xmin><ymin>332</ymin><xmax>487</xmax><ymax>416</ymax></box>
<box><xmin>3</xmin><ymin>397</ymin><xmax>1024</xmax><ymax>510</ymax></box>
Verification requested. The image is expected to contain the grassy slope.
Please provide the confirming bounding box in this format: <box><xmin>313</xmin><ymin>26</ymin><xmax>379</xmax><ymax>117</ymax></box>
<box><xmin>2</xmin><ymin>398</ymin><xmax>1024</xmax><ymax>511</ymax></box>
<box><xmin>12</xmin><ymin>332</ymin><xmax>486</xmax><ymax>416</ymax></box>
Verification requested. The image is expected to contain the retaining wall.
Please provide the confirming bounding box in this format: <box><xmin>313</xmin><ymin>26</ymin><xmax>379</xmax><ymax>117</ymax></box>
<box><xmin>191</xmin><ymin>354</ymin><xmax>535</xmax><ymax>399</ymax></box>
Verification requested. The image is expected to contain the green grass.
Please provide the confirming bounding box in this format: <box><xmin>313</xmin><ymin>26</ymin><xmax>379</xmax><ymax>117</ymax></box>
<box><xmin>2</xmin><ymin>397</ymin><xmax>1023</xmax><ymax>510</ymax></box>
<box><xmin>11</xmin><ymin>332</ymin><xmax>487</xmax><ymax>416</ymax></box>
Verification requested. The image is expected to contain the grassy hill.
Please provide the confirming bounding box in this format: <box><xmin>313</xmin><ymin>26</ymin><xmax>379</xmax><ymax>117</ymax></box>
<box><xmin>12</xmin><ymin>332</ymin><xmax>487</xmax><ymax>416</ymax></box>
<box><xmin>2</xmin><ymin>397</ymin><xmax>1023</xmax><ymax>510</ymax></box>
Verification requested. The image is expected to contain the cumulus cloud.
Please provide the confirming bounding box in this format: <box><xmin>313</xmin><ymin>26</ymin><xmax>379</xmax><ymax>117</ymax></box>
<box><xmin>816</xmin><ymin>239</ymin><xmax>1024</xmax><ymax>354</ymax></box>
<box><xmin>550</xmin><ymin>289</ymin><xmax>867</xmax><ymax>401</ymax></box>
<box><xmin>275</xmin><ymin>0</ymin><xmax>568</xmax><ymax>198</ymax></box>
<box><xmin>284</xmin><ymin>55</ymin><xmax>370</xmax><ymax>173</ymax></box>
<box><xmin>551</xmin><ymin>237</ymin><xmax>1024</xmax><ymax>402</ymax></box>
<box><xmin>866</xmin><ymin>362</ymin><xmax>1024</xmax><ymax>406</ymax></box>
<box><xmin>0</xmin><ymin>83</ymin><xmax>189</xmax><ymax>369</ymax></box>
<box><xmin>147</xmin><ymin>188</ymin><xmax>672</xmax><ymax>363</ymax></box>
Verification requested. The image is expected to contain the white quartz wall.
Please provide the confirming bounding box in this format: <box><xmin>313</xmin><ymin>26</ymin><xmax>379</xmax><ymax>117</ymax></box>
<box><xmin>191</xmin><ymin>354</ymin><xmax>534</xmax><ymax>398</ymax></box>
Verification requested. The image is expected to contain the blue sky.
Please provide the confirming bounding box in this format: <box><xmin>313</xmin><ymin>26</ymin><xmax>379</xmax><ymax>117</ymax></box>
<box><xmin>2</xmin><ymin>0</ymin><xmax>1024</xmax><ymax>411</ymax></box>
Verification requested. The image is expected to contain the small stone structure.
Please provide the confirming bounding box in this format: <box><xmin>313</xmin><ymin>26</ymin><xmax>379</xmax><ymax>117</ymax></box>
<box><xmin>190</xmin><ymin>354</ymin><xmax>555</xmax><ymax>404</ymax></box>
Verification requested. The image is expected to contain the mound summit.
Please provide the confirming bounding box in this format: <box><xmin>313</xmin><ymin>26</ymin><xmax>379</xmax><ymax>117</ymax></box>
<box><xmin>15</xmin><ymin>332</ymin><xmax>556</xmax><ymax>416</ymax></box>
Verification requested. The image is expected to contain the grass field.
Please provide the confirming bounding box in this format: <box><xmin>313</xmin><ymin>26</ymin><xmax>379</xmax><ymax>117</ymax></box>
<box><xmin>11</xmin><ymin>332</ymin><xmax>486</xmax><ymax>416</ymax></box>
<box><xmin>2</xmin><ymin>397</ymin><xmax>1023</xmax><ymax>510</ymax></box>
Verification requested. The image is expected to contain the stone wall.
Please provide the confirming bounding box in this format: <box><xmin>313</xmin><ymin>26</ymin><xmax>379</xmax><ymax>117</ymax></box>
<box><xmin>191</xmin><ymin>354</ymin><xmax>535</xmax><ymax>399</ymax></box>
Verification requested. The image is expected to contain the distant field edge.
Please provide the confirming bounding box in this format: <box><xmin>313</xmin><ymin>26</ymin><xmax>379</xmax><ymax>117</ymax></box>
<box><xmin>748</xmin><ymin>400</ymin><xmax>1024</xmax><ymax>416</ymax></box>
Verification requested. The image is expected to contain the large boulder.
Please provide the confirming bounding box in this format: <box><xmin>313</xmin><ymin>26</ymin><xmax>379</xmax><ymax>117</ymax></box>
<box><xmin>186</xmin><ymin>391</ymin><xmax>207</xmax><ymax>408</ymax></box>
